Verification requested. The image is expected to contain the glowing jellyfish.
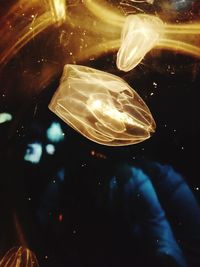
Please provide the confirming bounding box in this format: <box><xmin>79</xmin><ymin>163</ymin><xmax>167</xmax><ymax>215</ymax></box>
<box><xmin>49</xmin><ymin>64</ymin><xmax>156</xmax><ymax>146</ymax></box>
<box><xmin>24</xmin><ymin>143</ymin><xmax>43</xmax><ymax>164</ymax></box>
<box><xmin>46</xmin><ymin>122</ymin><xmax>65</xmax><ymax>143</ymax></box>
<box><xmin>49</xmin><ymin>0</ymin><xmax>67</xmax><ymax>24</ymax></box>
<box><xmin>0</xmin><ymin>246</ymin><xmax>39</xmax><ymax>267</ymax></box>
<box><xmin>0</xmin><ymin>113</ymin><xmax>12</xmax><ymax>124</ymax></box>
<box><xmin>117</xmin><ymin>14</ymin><xmax>164</xmax><ymax>72</ymax></box>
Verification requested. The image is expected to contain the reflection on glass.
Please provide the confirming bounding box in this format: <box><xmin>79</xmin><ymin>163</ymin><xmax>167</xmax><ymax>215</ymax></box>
<box><xmin>46</xmin><ymin>144</ymin><xmax>56</xmax><ymax>155</ymax></box>
<box><xmin>24</xmin><ymin>143</ymin><xmax>43</xmax><ymax>164</ymax></box>
<box><xmin>46</xmin><ymin>122</ymin><xmax>65</xmax><ymax>143</ymax></box>
<box><xmin>0</xmin><ymin>246</ymin><xmax>39</xmax><ymax>267</ymax></box>
<box><xmin>49</xmin><ymin>64</ymin><xmax>156</xmax><ymax>146</ymax></box>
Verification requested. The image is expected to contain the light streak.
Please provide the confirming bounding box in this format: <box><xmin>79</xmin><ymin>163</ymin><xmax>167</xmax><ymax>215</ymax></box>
<box><xmin>0</xmin><ymin>0</ymin><xmax>200</xmax><ymax>112</ymax></box>
<box><xmin>48</xmin><ymin>0</ymin><xmax>66</xmax><ymax>24</ymax></box>
<box><xmin>0</xmin><ymin>246</ymin><xmax>39</xmax><ymax>267</ymax></box>
<box><xmin>157</xmin><ymin>39</ymin><xmax>200</xmax><ymax>58</ymax></box>
<box><xmin>0</xmin><ymin>113</ymin><xmax>12</xmax><ymax>124</ymax></box>
<box><xmin>0</xmin><ymin>13</ymin><xmax>52</xmax><ymax>66</ymax></box>
<box><xmin>46</xmin><ymin>122</ymin><xmax>65</xmax><ymax>142</ymax></box>
<box><xmin>164</xmin><ymin>23</ymin><xmax>200</xmax><ymax>34</ymax></box>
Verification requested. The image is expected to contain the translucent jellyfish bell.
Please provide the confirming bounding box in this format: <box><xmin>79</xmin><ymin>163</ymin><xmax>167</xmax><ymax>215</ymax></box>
<box><xmin>49</xmin><ymin>64</ymin><xmax>156</xmax><ymax>146</ymax></box>
<box><xmin>0</xmin><ymin>246</ymin><xmax>39</xmax><ymax>267</ymax></box>
<box><xmin>117</xmin><ymin>14</ymin><xmax>164</xmax><ymax>72</ymax></box>
<box><xmin>0</xmin><ymin>112</ymin><xmax>12</xmax><ymax>124</ymax></box>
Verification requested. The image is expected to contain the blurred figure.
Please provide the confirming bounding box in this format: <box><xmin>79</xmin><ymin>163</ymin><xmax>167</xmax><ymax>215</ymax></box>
<box><xmin>108</xmin><ymin>161</ymin><xmax>200</xmax><ymax>267</ymax></box>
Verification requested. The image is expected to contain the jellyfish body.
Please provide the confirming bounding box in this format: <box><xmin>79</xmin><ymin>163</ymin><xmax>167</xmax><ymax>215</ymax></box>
<box><xmin>117</xmin><ymin>14</ymin><xmax>164</xmax><ymax>72</ymax></box>
<box><xmin>0</xmin><ymin>112</ymin><xmax>12</xmax><ymax>124</ymax></box>
<box><xmin>49</xmin><ymin>64</ymin><xmax>156</xmax><ymax>146</ymax></box>
<box><xmin>0</xmin><ymin>246</ymin><xmax>39</xmax><ymax>267</ymax></box>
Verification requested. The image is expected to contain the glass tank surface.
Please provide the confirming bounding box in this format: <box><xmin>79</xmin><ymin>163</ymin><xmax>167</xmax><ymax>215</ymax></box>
<box><xmin>0</xmin><ymin>1</ymin><xmax>200</xmax><ymax>267</ymax></box>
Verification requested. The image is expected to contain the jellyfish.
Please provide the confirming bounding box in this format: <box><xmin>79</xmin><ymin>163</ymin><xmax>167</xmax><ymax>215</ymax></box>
<box><xmin>117</xmin><ymin>14</ymin><xmax>164</xmax><ymax>72</ymax></box>
<box><xmin>49</xmin><ymin>64</ymin><xmax>156</xmax><ymax>146</ymax></box>
<box><xmin>0</xmin><ymin>113</ymin><xmax>12</xmax><ymax>124</ymax></box>
<box><xmin>0</xmin><ymin>246</ymin><xmax>39</xmax><ymax>267</ymax></box>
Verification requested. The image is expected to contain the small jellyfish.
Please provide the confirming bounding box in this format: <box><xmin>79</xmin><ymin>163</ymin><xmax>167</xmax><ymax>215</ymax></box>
<box><xmin>46</xmin><ymin>122</ymin><xmax>65</xmax><ymax>143</ymax></box>
<box><xmin>0</xmin><ymin>246</ymin><xmax>39</xmax><ymax>267</ymax></box>
<box><xmin>49</xmin><ymin>64</ymin><xmax>156</xmax><ymax>146</ymax></box>
<box><xmin>117</xmin><ymin>14</ymin><xmax>164</xmax><ymax>72</ymax></box>
<box><xmin>0</xmin><ymin>112</ymin><xmax>12</xmax><ymax>124</ymax></box>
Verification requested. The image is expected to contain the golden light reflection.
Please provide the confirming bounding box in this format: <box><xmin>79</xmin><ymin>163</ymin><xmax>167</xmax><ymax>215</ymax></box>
<box><xmin>164</xmin><ymin>23</ymin><xmax>200</xmax><ymax>34</ymax></box>
<box><xmin>0</xmin><ymin>247</ymin><xmax>39</xmax><ymax>267</ymax></box>
<box><xmin>0</xmin><ymin>0</ymin><xmax>200</xmax><ymax>145</ymax></box>
<box><xmin>157</xmin><ymin>39</ymin><xmax>200</xmax><ymax>58</ymax></box>
<box><xmin>0</xmin><ymin>0</ymin><xmax>68</xmax><ymax>68</ymax></box>
<box><xmin>83</xmin><ymin>0</ymin><xmax>200</xmax><ymax>64</ymax></box>
<box><xmin>0</xmin><ymin>0</ymin><xmax>51</xmax><ymax>67</ymax></box>
<box><xmin>0</xmin><ymin>0</ymin><xmax>200</xmax><ymax>72</ymax></box>
<box><xmin>155</xmin><ymin>22</ymin><xmax>200</xmax><ymax>59</ymax></box>
<box><xmin>49</xmin><ymin>64</ymin><xmax>156</xmax><ymax>146</ymax></box>
<box><xmin>48</xmin><ymin>0</ymin><xmax>66</xmax><ymax>24</ymax></box>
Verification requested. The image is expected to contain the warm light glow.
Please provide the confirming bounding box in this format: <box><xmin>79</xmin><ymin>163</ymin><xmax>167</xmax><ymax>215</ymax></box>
<box><xmin>0</xmin><ymin>0</ymin><xmax>68</xmax><ymax>68</ymax></box>
<box><xmin>0</xmin><ymin>246</ymin><xmax>39</xmax><ymax>267</ymax></box>
<box><xmin>164</xmin><ymin>23</ymin><xmax>200</xmax><ymax>34</ymax></box>
<box><xmin>157</xmin><ymin>38</ymin><xmax>200</xmax><ymax>58</ymax></box>
<box><xmin>0</xmin><ymin>0</ymin><xmax>200</xmax><ymax>72</ymax></box>
<box><xmin>24</xmin><ymin>143</ymin><xmax>43</xmax><ymax>164</ymax></box>
<box><xmin>84</xmin><ymin>0</ymin><xmax>124</xmax><ymax>28</ymax></box>
<box><xmin>117</xmin><ymin>14</ymin><xmax>164</xmax><ymax>71</ymax></box>
<box><xmin>49</xmin><ymin>0</ymin><xmax>66</xmax><ymax>24</ymax></box>
<box><xmin>46</xmin><ymin>122</ymin><xmax>65</xmax><ymax>143</ymax></box>
<box><xmin>89</xmin><ymin>99</ymin><xmax>145</xmax><ymax>128</ymax></box>
<box><xmin>0</xmin><ymin>0</ymin><xmax>53</xmax><ymax>67</ymax></box>
<box><xmin>83</xmin><ymin>1</ymin><xmax>200</xmax><ymax>65</ymax></box>
<box><xmin>49</xmin><ymin>64</ymin><xmax>156</xmax><ymax>146</ymax></box>
<box><xmin>46</xmin><ymin>143</ymin><xmax>56</xmax><ymax>155</ymax></box>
